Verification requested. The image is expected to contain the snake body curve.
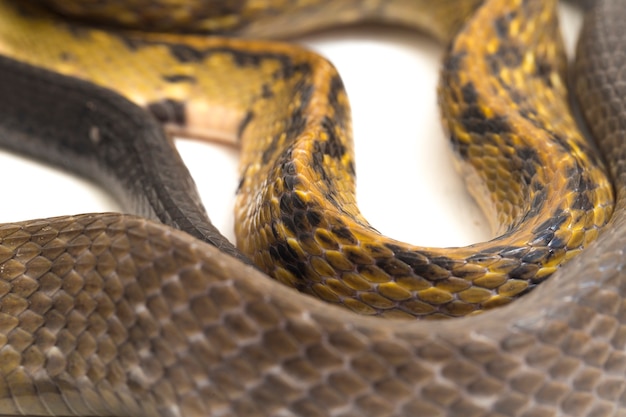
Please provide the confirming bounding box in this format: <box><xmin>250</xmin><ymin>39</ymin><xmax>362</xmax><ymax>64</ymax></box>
<box><xmin>0</xmin><ymin>0</ymin><xmax>625</xmax><ymax>416</ymax></box>
<box><xmin>0</xmin><ymin>0</ymin><xmax>616</xmax><ymax>320</ymax></box>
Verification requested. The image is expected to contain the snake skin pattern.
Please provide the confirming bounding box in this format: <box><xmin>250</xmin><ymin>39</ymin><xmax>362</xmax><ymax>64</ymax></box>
<box><xmin>0</xmin><ymin>0</ymin><xmax>615</xmax><ymax>317</ymax></box>
<box><xmin>233</xmin><ymin>0</ymin><xmax>612</xmax><ymax>318</ymax></box>
<box><xmin>0</xmin><ymin>0</ymin><xmax>624</xmax><ymax>416</ymax></box>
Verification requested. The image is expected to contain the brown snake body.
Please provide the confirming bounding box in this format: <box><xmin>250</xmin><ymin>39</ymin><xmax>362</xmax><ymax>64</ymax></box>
<box><xmin>0</xmin><ymin>0</ymin><xmax>625</xmax><ymax>416</ymax></box>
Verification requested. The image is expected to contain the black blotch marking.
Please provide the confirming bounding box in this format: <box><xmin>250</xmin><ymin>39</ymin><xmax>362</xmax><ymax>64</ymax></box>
<box><xmin>385</xmin><ymin>244</ymin><xmax>428</xmax><ymax>266</ymax></box>
<box><xmin>485</xmin><ymin>43</ymin><xmax>523</xmax><ymax>77</ymax></box>
<box><xmin>121</xmin><ymin>40</ymin><xmax>309</xmax><ymax>89</ymax></box>
<box><xmin>319</xmin><ymin>117</ymin><xmax>346</xmax><ymax>159</ymax></box>
<box><xmin>328</xmin><ymin>75</ymin><xmax>349</xmax><ymax>128</ymax></box>
<box><xmin>431</xmin><ymin>256</ymin><xmax>464</xmax><ymax>270</ymax></box>
<box><xmin>118</xmin><ymin>35</ymin><xmax>143</xmax><ymax>51</ymax></box>
<box><xmin>324</xmin><ymin>190</ymin><xmax>341</xmax><ymax>209</ymax></box>
<box><xmin>495</xmin><ymin>44</ymin><xmax>524</xmax><ymax>68</ymax></box>
<box><xmin>461</xmin><ymin>82</ymin><xmax>479</xmax><ymax>105</ymax></box>
<box><xmin>262</xmin><ymin>135</ymin><xmax>284</xmax><ymax>165</ymax></box>
<box><xmin>271</xmin><ymin>222</ymin><xmax>281</xmax><ymax>238</ymax></box>
<box><xmin>494</xmin><ymin>11</ymin><xmax>517</xmax><ymax>38</ymax></box>
<box><xmin>282</xmin><ymin>158</ymin><xmax>297</xmax><ymax>176</ymax></box>
<box><xmin>280</xmin><ymin>192</ymin><xmax>316</xmax><ymax>234</ymax></box>
<box><xmin>362</xmin><ymin>243</ymin><xmax>390</xmax><ymax>258</ymax></box>
<box><xmin>552</xmin><ymin>133</ymin><xmax>575</xmax><ymax>155</ymax></box>
<box><xmin>466</xmin><ymin>253</ymin><xmax>500</xmax><ymax>264</ymax></box>
<box><xmin>293</xmin><ymin>212</ymin><xmax>308</xmax><ymax>231</ymax></box>
<box><xmin>499</xmin><ymin>246</ymin><xmax>530</xmax><ymax>258</ymax></box>
<box><xmin>450</xmin><ymin>132</ymin><xmax>470</xmax><ymax>159</ymax></box>
<box><xmin>531</xmin><ymin>180</ymin><xmax>545</xmax><ymax>192</ymax></box>
<box><xmin>529</xmin><ymin>229</ymin><xmax>555</xmax><ymax>247</ymax></box>
<box><xmin>578</xmin><ymin>174</ymin><xmax>598</xmax><ymax>193</ymax></box>
<box><xmin>276</xmin><ymin>150</ymin><xmax>299</xmax><ymax>192</ymax></box>
<box><xmin>308</xmin><ymin>116</ymin><xmax>349</xmax><ymax>209</ymax></box>
<box><xmin>261</xmin><ymin>82</ymin><xmax>313</xmax><ymax>165</ymax></box>
<box><xmin>166</xmin><ymin>45</ymin><xmax>295</xmax><ymax>67</ymax></box>
<box><xmin>146</xmin><ymin>99</ymin><xmax>186</xmax><ymax>125</ymax></box>
<box><xmin>487</xmin><ymin>56</ymin><xmax>502</xmax><ymax>76</ymax></box>
<box><xmin>292</xmin><ymin>192</ymin><xmax>307</xmax><ymax>210</ymax></box>
<box><xmin>315</xmin><ymin>229</ymin><xmax>338</xmax><ymax>249</ymax></box>
<box><xmin>64</xmin><ymin>23</ymin><xmax>91</xmax><ymax>40</ymax></box>
<box><xmin>475</xmin><ymin>245</ymin><xmax>513</xmax><ymax>255</ymax></box>
<box><xmin>59</xmin><ymin>52</ymin><xmax>74</xmax><ymax>62</ymax></box>
<box><xmin>509</xmin><ymin>263</ymin><xmax>540</xmax><ymax>280</ymax></box>
<box><xmin>272</xmin><ymin>62</ymin><xmax>312</xmax><ymax>80</ymax></box>
<box><xmin>454</xmin><ymin>268</ymin><xmax>486</xmax><ymax>279</ymax></box>
<box><xmin>521</xmin><ymin>248</ymin><xmax>551</xmax><ymax>264</ymax></box>
<box><xmin>281</xmin><ymin>215</ymin><xmax>297</xmax><ymax>235</ymax></box>
<box><xmin>458</xmin><ymin>83</ymin><xmax>515</xmax><ymax>134</ymax></box>
<box><xmin>308</xmin><ymin>157</ymin><xmax>336</xmax><ymax>206</ymax></box>
<box><xmin>534</xmin><ymin>56</ymin><xmax>553</xmax><ymax>86</ymax></box>
<box><xmin>527</xmin><ymin>188</ymin><xmax>547</xmax><ymax>218</ymax></box>
<box><xmin>410</xmin><ymin>263</ymin><xmax>450</xmax><ymax>281</ymax></box>
<box><xmin>298</xmin><ymin>81</ymin><xmax>315</xmax><ymax>110</ymax></box>
<box><xmin>375</xmin><ymin>257</ymin><xmax>410</xmax><ymax>276</ymax></box>
<box><xmin>346</xmin><ymin>159</ymin><xmax>356</xmax><ymax>176</ymax></box>
<box><xmin>163</xmin><ymin>74</ymin><xmax>196</xmax><ymax>83</ymax></box>
<box><xmin>517</xmin><ymin>146</ymin><xmax>539</xmax><ymax>181</ymax></box>
<box><xmin>519</xmin><ymin>108</ymin><xmax>540</xmax><ymax>125</ymax></box>
<box><xmin>261</xmin><ymin>83</ymin><xmax>274</xmax><ymax>98</ymax></box>
<box><xmin>306</xmin><ymin>210</ymin><xmax>323</xmax><ymax>228</ymax></box>
<box><xmin>168</xmin><ymin>44</ymin><xmax>206</xmax><ymax>62</ymax></box>
<box><xmin>532</xmin><ymin>210</ymin><xmax>569</xmax><ymax>234</ymax></box>
<box><xmin>332</xmin><ymin>225</ymin><xmax>356</xmax><ymax>244</ymax></box>
<box><xmin>495</xmin><ymin>228</ymin><xmax>517</xmax><ymax>240</ymax></box>
<box><xmin>283</xmin><ymin>170</ymin><xmax>298</xmax><ymax>191</ymax></box>
<box><xmin>501</xmin><ymin>83</ymin><xmax>526</xmax><ymax>105</ymax></box>
<box><xmin>344</xmin><ymin>248</ymin><xmax>373</xmax><ymax>265</ymax></box>
<box><xmin>443</xmin><ymin>50</ymin><xmax>467</xmax><ymax>73</ymax></box>
<box><xmin>273</xmin><ymin>241</ymin><xmax>298</xmax><ymax>263</ymax></box>
<box><xmin>548</xmin><ymin>235</ymin><xmax>567</xmax><ymax>250</ymax></box>
<box><xmin>564</xmin><ymin>165</ymin><xmax>584</xmax><ymax>191</ymax></box>
<box><xmin>460</xmin><ymin>106</ymin><xmax>512</xmax><ymax>137</ymax></box>
<box><xmin>279</xmin><ymin>193</ymin><xmax>293</xmax><ymax>215</ymax></box>
<box><xmin>270</xmin><ymin>241</ymin><xmax>306</xmax><ymax>280</ymax></box>
<box><xmin>572</xmin><ymin>193</ymin><xmax>594</xmax><ymax>211</ymax></box>
<box><xmin>559</xmin><ymin>133</ymin><xmax>601</xmax><ymax>167</ymax></box>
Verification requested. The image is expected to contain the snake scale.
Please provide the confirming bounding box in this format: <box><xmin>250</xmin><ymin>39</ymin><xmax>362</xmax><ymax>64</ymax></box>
<box><xmin>0</xmin><ymin>0</ymin><xmax>624</xmax><ymax>415</ymax></box>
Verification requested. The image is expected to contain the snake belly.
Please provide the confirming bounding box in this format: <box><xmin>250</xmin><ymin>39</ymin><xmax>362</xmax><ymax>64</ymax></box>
<box><xmin>0</xmin><ymin>0</ymin><xmax>624</xmax><ymax>416</ymax></box>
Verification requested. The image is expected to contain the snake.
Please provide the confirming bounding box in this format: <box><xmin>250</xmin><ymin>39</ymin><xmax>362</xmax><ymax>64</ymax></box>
<box><xmin>0</xmin><ymin>0</ymin><xmax>616</xmax><ymax>319</ymax></box>
<box><xmin>0</xmin><ymin>0</ymin><xmax>624</xmax><ymax>415</ymax></box>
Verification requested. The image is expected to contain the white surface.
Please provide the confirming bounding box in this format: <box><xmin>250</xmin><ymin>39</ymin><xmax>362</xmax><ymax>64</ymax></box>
<box><xmin>0</xmin><ymin>4</ymin><xmax>583</xmax><ymax>248</ymax></box>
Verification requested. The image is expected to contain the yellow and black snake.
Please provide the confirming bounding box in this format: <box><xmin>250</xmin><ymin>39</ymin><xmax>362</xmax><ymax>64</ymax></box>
<box><xmin>0</xmin><ymin>0</ymin><xmax>624</xmax><ymax>415</ymax></box>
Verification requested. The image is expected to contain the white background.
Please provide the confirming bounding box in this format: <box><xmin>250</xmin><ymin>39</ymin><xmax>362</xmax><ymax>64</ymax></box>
<box><xmin>0</xmin><ymin>4</ymin><xmax>583</xmax><ymax>248</ymax></box>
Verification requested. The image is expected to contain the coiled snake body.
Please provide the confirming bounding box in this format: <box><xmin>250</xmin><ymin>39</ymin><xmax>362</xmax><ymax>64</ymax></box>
<box><xmin>0</xmin><ymin>0</ymin><xmax>624</xmax><ymax>416</ymax></box>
